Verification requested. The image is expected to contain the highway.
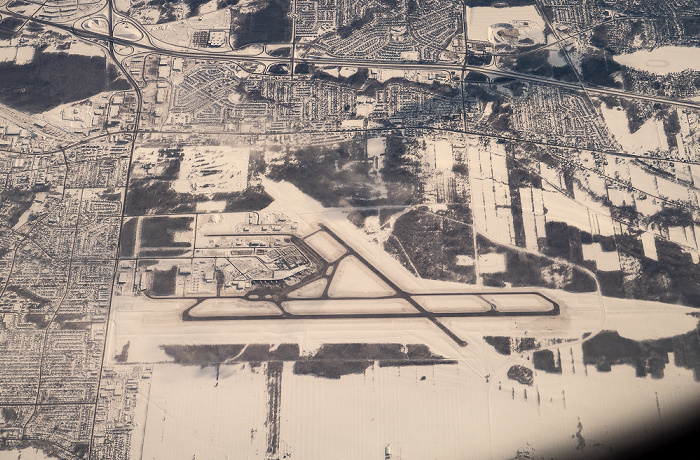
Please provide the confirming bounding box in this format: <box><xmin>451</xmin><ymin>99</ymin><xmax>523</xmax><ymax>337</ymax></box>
<box><xmin>1</xmin><ymin>6</ymin><xmax>700</xmax><ymax>110</ymax></box>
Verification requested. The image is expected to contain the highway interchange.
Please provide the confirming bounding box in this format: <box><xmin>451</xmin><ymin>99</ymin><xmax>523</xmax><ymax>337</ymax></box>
<box><xmin>2</xmin><ymin>1</ymin><xmax>700</xmax><ymax>110</ymax></box>
<box><xmin>0</xmin><ymin>0</ymin><xmax>666</xmax><ymax>351</ymax></box>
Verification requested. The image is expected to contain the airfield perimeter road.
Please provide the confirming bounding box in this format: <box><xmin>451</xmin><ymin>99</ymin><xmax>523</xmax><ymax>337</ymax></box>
<box><xmin>0</xmin><ymin>4</ymin><xmax>630</xmax><ymax>349</ymax></box>
<box><xmin>1</xmin><ymin>7</ymin><xmax>700</xmax><ymax>111</ymax></box>
<box><xmin>178</xmin><ymin>225</ymin><xmax>562</xmax><ymax>348</ymax></box>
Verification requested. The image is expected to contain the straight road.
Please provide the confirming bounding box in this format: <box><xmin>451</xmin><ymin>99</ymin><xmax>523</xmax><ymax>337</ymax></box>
<box><xmin>1</xmin><ymin>7</ymin><xmax>699</xmax><ymax>110</ymax></box>
<box><xmin>178</xmin><ymin>226</ymin><xmax>563</xmax><ymax>348</ymax></box>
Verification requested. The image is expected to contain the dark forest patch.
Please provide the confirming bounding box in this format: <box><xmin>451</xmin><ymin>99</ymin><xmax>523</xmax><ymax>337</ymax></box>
<box><xmin>150</xmin><ymin>267</ymin><xmax>177</xmax><ymax>296</ymax></box>
<box><xmin>162</xmin><ymin>344</ymin><xmax>246</xmax><ymax>366</ymax></box>
<box><xmin>119</xmin><ymin>218</ymin><xmax>137</xmax><ymax>258</ymax></box>
<box><xmin>582</xmin><ymin>326</ymin><xmax>700</xmax><ymax>380</ymax></box>
<box><xmin>507</xmin><ymin>364</ymin><xmax>533</xmax><ymax>385</ymax></box>
<box><xmin>0</xmin><ymin>188</ymin><xmax>36</xmax><ymax>228</ymax></box>
<box><xmin>140</xmin><ymin>216</ymin><xmax>193</xmax><ymax>248</ymax></box>
<box><xmin>232</xmin><ymin>0</ymin><xmax>292</xmax><ymax>48</ymax></box>
<box><xmin>114</xmin><ymin>341</ymin><xmax>130</xmax><ymax>363</ymax></box>
<box><xmin>160</xmin><ymin>342</ymin><xmax>452</xmax><ymax>377</ymax></box>
<box><xmin>499</xmin><ymin>49</ymin><xmax>576</xmax><ymax>81</ymax></box>
<box><xmin>387</xmin><ymin>206</ymin><xmax>476</xmax><ymax>284</ymax></box>
<box><xmin>293</xmin><ymin>343</ymin><xmax>454</xmax><ymax>379</ymax></box>
<box><xmin>0</xmin><ymin>50</ymin><xmax>130</xmax><ymax>113</ymax></box>
<box><xmin>125</xmin><ymin>180</ymin><xmax>271</xmax><ymax>215</ymax></box>
<box><xmin>266</xmin><ymin>139</ymin><xmax>417</xmax><ymax>208</ymax></box>
<box><xmin>477</xmin><ymin>232</ymin><xmax>596</xmax><ymax>293</ymax></box>
<box><xmin>238</xmin><ymin>343</ymin><xmax>300</xmax><ymax>362</ymax></box>
<box><xmin>485</xmin><ymin>336</ymin><xmax>511</xmax><ymax>355</ymax></box>
<box><xmin>580</xmin><ymin>50</ymin><xmax>622</xmax><ymax>88</ymax></box>
<box><xmin>533</xmin><ymin>349</ymin><xmax>562</xmax><ymax>373</ymax></box>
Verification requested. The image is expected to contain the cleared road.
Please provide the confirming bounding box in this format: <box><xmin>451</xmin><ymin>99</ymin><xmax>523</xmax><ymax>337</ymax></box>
<box><xmin>2</xmin><ymin>8</ymin><xmax>699</xmax><ymax>110</ymax></box>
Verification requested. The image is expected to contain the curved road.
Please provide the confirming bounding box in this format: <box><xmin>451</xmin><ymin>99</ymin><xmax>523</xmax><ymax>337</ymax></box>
<box><xmin>1</xmin><ymin>6</ymin><xmax>699</xmax><ymax>110</ymax></box>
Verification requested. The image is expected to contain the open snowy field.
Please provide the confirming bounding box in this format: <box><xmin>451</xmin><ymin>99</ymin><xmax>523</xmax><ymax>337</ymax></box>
<box><xmin>614</xmin><ymin>46</ymin><xmax>700</xmax><ymax>74</ymax></box>
<box><xmin>282</xmin><ymin>298</ymin><xmax>416</xmax><ymax>315</ymax></box>
<box><xmin>139</xmin><ymin>364</ymin><xmax>269</xmax><ymax>460</ymax></box>
<box><xmin>413</xmin><ymin>294</ymin><xmax>492</xmax><ymax>313</ymax></box>
<box><xmin>107</xmin><ymin>283</ymin><xmax>700</xmax><ymax>459</ymax></box>
<box><xmin>327</xmin><ymin>256</ymin><xmax>395</xmax><ymax>297</ymax></box>
<box><xmin>173</xmin><ymin>146</ymin><xmax>250</xmax><ymax>194</ymax></box>
<box><xmin>188</xmin><ymin>298</ymin><xmax>283</xmax><ymax>317</ymax></box>
<box><xmin>304</xmin><ymin>231</ymin><xmax>346</xmax><ymax>262</ymax></box>
<box><xmin>466</xmin><ymin>5</ymin><xmax>544</xmax><ymax>42</ymax></box>
<box><xmin>601</xmin><ymin>104</ymin><xmax>668</xmax><ymax>154</ymax></box>
<box><xmin>468</xmin><ymin>138</ymin><xmax>515</xmax><ymax>245</ymax></box>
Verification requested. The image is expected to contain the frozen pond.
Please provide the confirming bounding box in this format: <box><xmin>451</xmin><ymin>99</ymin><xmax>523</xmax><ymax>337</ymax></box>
<box><xmin>613</xmin><ymin>46</ymin><xmax>700</xmax><ymax>74</ymax></box>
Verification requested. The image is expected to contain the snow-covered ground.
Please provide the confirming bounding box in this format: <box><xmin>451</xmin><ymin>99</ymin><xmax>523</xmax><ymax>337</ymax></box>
<box><xmin>279</xmin><ymin>363</ymin><xmax>492</xmax><ymax>460</ymax></box>
<box><xmin>413</xmin><ymin>295</ymin><xmax>491</xmax><ymax>313</ymax></box>
<box><xmin>14</xmin><ymin>46</ymin><xmax>34</xmax><ymax>64</ymax></box>
<box><xmin>0</xmin><ymin>448</ymin><xmax>54</xmax><ymax>460</ymax></box>
<box><xmin>304</xmin><ymin>231</ymin><xmax>346</xmax><ymax>263</ymax></box>
<box><xmin>614</xmin><ymin>46</ymin><xmax>700</xmax><ymax>74</ymax></box>
<box><xmin>468</xmin><ymin>138</ymin><xmax>515</xmax><ymax>245</ymax></box>
<box><xmin>542</xmin><ymin>188</ymin><xmax>592</xmax><ymax>233</ymax></box>
<box><xmin>601</xmin><ymin>104</ymin><xmax>667</xmax><ymax>154</ymax></box>
<box><xmin>43</xmin><ymin>41</ymin><xmax>104</xmax><ymax>57</ymax></box>
<box><xmin>144</xmin><ymin>9</ymin><xmax>231</xmax><ymax>50</ymax></box>
<box><xmin>581</xmin><ymin>243</ymin><xmax>621</xmax><ymax>271</ymax></box>
<box><xmin>282</xmin><ymin>298</ymin><xmax>415</xmax><ymax>315</ymax></box>
<box><xmin>172</xmin><ymin>146</ymin><xmax>249</xmax><ymax>194</ymax></box>
<box><xmin>487</xmin><ymin>344</ymin><xmax>700</xmax><ymax>459</ymax></box>
<box><xmin>287</xmin><ymin>279</ymin><xmax>327</xmax><ymax>298</ymax></box>
<box><xmin>114</xmin><ymin>21</ymin><xmax>143</xmax><ymax>41</ymax></box>
<box><xmin>327</xmin><ymin>256</ymin><xmax>395</xmax><ymax>298</ymax></box>
<box><xmin>520</xmin><ymin>186</ymin><xmax>547</xmax><ymax>250</ymax></box>
<box><xmin>466</xmin><ymin>5</ymin><xmax>544</xmax><ymax>42</ymax></box>
<box><xmin>111</xmin><ymin>271</ymin><xmax>700</xmax><ymax>460</ymax></box>
<box><xmin>140</xmin><ymin>363</ymin><xmax>270</xmax><ymax>459</ymax></box>
<box><xmin>188</xmin><ymin>298</ymin><xmax>282</xmax><ymax>317</ymax></box>
<box><xmin>195</xmin><ymin>200</ymin><xmax>227</xmax><ymax>212</ymax></box>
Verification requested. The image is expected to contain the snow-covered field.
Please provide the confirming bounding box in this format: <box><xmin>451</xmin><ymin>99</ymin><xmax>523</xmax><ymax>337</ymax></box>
<box><xmin>427</xmin><ymin>138</ymin><xmax>454</xmax><ymax>171</ymax></box>
<box><xmin>327</xmin><ymin>256</ymin><xmax>395</xmax><ymax>297</ymax></box>
<box><xmin>304</xmin><ymin>231</ymin><xmax>346</xmax><ymax>262</ymax></box>
<box><xmin>487</xmin><ymin>344</ymin><xmax>700</xmax><ymax>459</ymax></box>
<box><xmin>614</xmin><ymin>46</ymin><xmax>700</xmax><ymax>74</ymax></box>
<box><xmin>0</xmin><ymin>448</ymin><xmax>54</xmax><ymax>460</ymax></box>
<box><xmin>468</xmin><ymin>138</ymin><xmax>515</xmax><ymax>245</ymax></box>
<box><xmin>279</xmin><ymin>363</ymin><xmax>492</xmax><ymax>460</ymax></box>
<box><xmin>195</xmin><ymin>200</ymin><xmax>227</xmax><ymax>212</ymax></box>
<box><xmin>173</xmin><ymin>146</ymin><xmax>249</xmax><ymax>194</ymax></box>
<box><xmin>0</xmin><ymin>46</ymin><xmax>35</xmax><ymax>63</ymax></box>
<box><xmin>188</xmin><ymin>298</ymin><xmax>282</xmax><ymax>317</ymax></box>
<box><xmin>110</xmin><ymin>278</ymin><xmax>700</xmax><ymax>460</ymax></box>
<box><xmin>288</xmin><ymin>279</ymin><xmax>327</xmax><ymax>298</ymax></box>
<box><xmin>114</xmin><ymin>21</ymin><xmax>143</xmax><ymax>41</ymax></box>
<box><xmin>581</xmin><ymin>243</ymin><xmax>621</xmax><ymax>271</ymax></box>
<box><xmin>466</xmin><ymin>5</ymin><xmax>544</xmax><ymax>42</ymax></box>
<box><xmin>139</xmin><ymin>364</ymin><xmax>270</xmax><ymax>459</ymax></box>
<box><xmin>601</xmin><ymin>104</ymin><xmax>668</xmax><ymax>154</ymax></box>
<box><xmin>519</xmin><ymin>186</ymin><xmax>546</xmax><ymax>250</ymax></box>
<box><xmin>14</xmin><ymin>46</ymin><xmax>34</xmax><ymax>64</ymax></box>
<box><xmin>413</xmin><ymin>294</ymin><xmax>492</xmax><ymax>313</ymax></box>
<box><xmin>484</xmin><ymin>293</ymin><xmax>554</xmax><ymax>312</ymax></box>
<box><xmin>282</xmin><ymin>298</ymin><xmax>415</xmax><ymax>315</ymax></box>
<box><xmin>542</xmin><ymin>188</ymin><xmax>593</xmax><ymax>233</ymax></box>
